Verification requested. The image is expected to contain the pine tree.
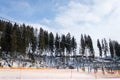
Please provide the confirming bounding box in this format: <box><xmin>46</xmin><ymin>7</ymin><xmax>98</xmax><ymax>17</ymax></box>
<box><xmin>25</xmin><ymin>26</ymin><xmax>31</xmax><ymax>53</ymax></box>
<box><xmin>84</xmin><ymin>34</ymin><xmax>89</xmax><ymax>57</ymax></box>
<box><xmin>55</xmin><ymin>33</ymin><xmax>60</xmax><ymax>56</ymax></box>
<box><xmin>49</xmin><ymin>32</ymin><xmax>54</xmax><ymax>56</ymax></box>
<box><xmin>44</xmin><ymin>30</ymin><xmax>49</xmax><ymax>51</ymax></box>
<box><xmin>11</xmin><ymin>23</ymin><xmax>18</xmax><ymax>57</ymax></box>
<box><xmin>31</xmin><ymin>28</ymin><xmax>37</xmax><ymax>53</ymax></box>
<box><xmin>21</xmin><ymin>24</ymin><xmax>27</xmax><ymax>55</ymax></box>
<box><xmin>65</xmin><ymin>33</ymin><xmax>71</xmax><ymax>56</ymax></box>
<box><xmin>101</xmin><ymin>40</ymin><xmax>104</xmax><ymax>56</ymax></box>
<box><xmin>114</xmin><ymin>41</ymin><xmax>120</xmax><ymax>57</ymax></box>
<box><xmin>4</xmin><ymin>22</ymin><xmax>13</xmax><ymax>54</ymax></box>
<box><xmin>16</xmin><ymin>26</ymin><xmax>22</xmax><ymax>53</ymax></box>
<box><xmin>60</xmin><ymin>34</ymin><xmax>66</xmax><ymax>56</ymax></box>
<box><xmin>97</xmin><ymin>39</ymin><xmax>102</xmax><ymax>58</ymax></box>
<box><xmin>88</xmin><ymin>35</ymin><xmax>94</xmax><ymax>58</ymax></box>
<box><xmin>38</xmin><ymin>28</ymin><xmax>45</xmax><ymax>55</ymax></box>
<box><xmin>71</xmin><ymin>36</ymin><xmax>77</xmax><ymax>56</ymax></box>
<box><xmin>84</xmin><ymin>34</ymin><xmax>88</xmax><ymax>48</ymax></box>
<box><xmin>109</xmin><ymin>40</ymin><xmax>114</xmax><ymax>58</ymax></box>
<box><xmin>103</xmin><ymin>38</ymin><xmax>108</xmax><ymax>57</ymax></box>
<box><xmin>0</xmin><ymin>20</ymin><xmax>5</xmax><ymax>57</ymax></box>
<box><xmin>80</xmin><ymin>34</ymin><xmax>85</xmax><ymax>57</ymax></box>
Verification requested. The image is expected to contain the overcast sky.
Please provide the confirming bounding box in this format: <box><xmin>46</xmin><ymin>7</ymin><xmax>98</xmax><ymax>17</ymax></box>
<box><xmin>0</xmin><ymin>0</ymin><xmax>120</xmax><ymax>55</ymax></box>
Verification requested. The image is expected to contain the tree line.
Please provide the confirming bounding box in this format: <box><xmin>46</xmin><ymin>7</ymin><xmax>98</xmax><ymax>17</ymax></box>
<box><xmin>0</xmin><ymin>20</ymin><xmax>77</xmax><ymax>58</ymax></box>
<box><xmin>97</xmin><ymin>39</ymin><xmax>120</xmax><ymax>58</ymax></box>
<box><xmin>0</xmin><ymin>20</ymin><xmax>120</xmax><ymax>59</ymax></box>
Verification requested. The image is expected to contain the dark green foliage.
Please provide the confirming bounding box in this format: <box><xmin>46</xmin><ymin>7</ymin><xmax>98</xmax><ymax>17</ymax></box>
<box><xmin>60</xmin><ymin>34</ymin><xmax>66</xmax><ymax>56</ymax></box>
<box><xmin>71</xmin><ymin>36</ymin><xmax>77</xmax><ymax>56</ymax></box>
<box><xmin>38</xmin><ymin>28</ymin><xmax>45</xmax><ymax>55</ymax></box>
<box><xmin>55</xmin><ymin>33</ymin><xmax>60</xmax><ymax>56</ymax></box>
<box><xmin>1</xmin><ymin>19</ymin><xmax>120</xmax><ymax>59</ymax></box>
<box><xmin>101</xmin><ymin>40</ymin><xmax>104</xmax><ymax>54</ymax></box>
<box><xmin>4</xmin><ymin>22</ymin><xmax>12</xmax><ymax>53</ymax></box>
<box><xmin>65</xmin><ymin>33</ymin><xmax>71</xmax><ymax>55</ymax></box>
<box><xmin>0</xmin><ymin>20</ymin><xmax>5</xmax><ymax>57</ymax></box>
<box><xmin>87</xmin><ymin>35</ymin><xmax>94</xmax><ymax>57</ymax></box>
<box><xmin>31</xmin><ymin>28</ymin><xmax>37</xmax><ymax>53</ymax></box>
<box><xmin>0</xmin><ymin>20</ymin><xmax>78</xmax><ymax>57</ymax></box>
<box><xmin>80</xmin><ymin>34</ymin><xmax>85</xmax><ymax>56</ymax></box>
<box><xmin>84</xmin><ymin>34</ymin><xmax>88</xmax><ymax>48</ymax></box>
<box><xmin>97</xmin><ymin>39</ymin><xmax>102</xmax><ymax>57</ymax></box>
<box><xmin>49</xmin><ymin>32</ymin><xmax>54</xmax><ymax>56</ymax></box>
<box><xmin>55</xmin><ymin>33</ymin><xmax>59</xmax><ymax>49</ymax></box>
<box><xmin>101</xmin><ymin>39</ymin><xmax>109</xmax><ymax>57</ymax></box>
<box><xmin>109</xmin><ymin>40</ymin><xmax>114</xmax><ymax>58</ymax></box>
<box><xmin>109</xmin><ymin>40</ymin><xmax>120</xmax><ymax>58</ymax></box>
<box><xmin>0</xmin><ymin>20</ymin><xmax>38</xmax><ymax>58</ymax></box>
<box><xmin>16</xmin><ymin>26</ymin><xmax>22</xmax><ymax>53</ymax></box>
<box><xmin>80</xmin><ymin>34</ymin><xmax>94</xmax><ymax>57</ymax></box>
<box><xmin>103</xmin><ymin>38</ymin><xmax>108</xmax><ymax>57</ymax></box>
<box><xmin>21</xmin><ymin>24</ymin><xmax>27</xmax><ymax>54</ymax></box>
<box><xmin>114</xmin><ymin>41</ymin><xmax>120</xmax><ymax>57</ymax></box>
<box><xmin>44</xmin><ymin>30</ymin><xmax>49</xmax><ymax>51</ymax></box>
<box><xmin>11</xmin><ymin>23</ymin><xmax>18</xmax><ymax>57</ymax></box>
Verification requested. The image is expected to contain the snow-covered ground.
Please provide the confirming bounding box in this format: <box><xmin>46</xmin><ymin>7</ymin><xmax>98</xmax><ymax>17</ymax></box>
<box><xmin>0</xmin><ymin>68</ymin><xmax>120</xmax><ymax>80</ymax></box>
<box><xmin>0</xmin><ymin>68</ymin><xmax>95</xmax><ymax>80</ymax></box>
<box><xmin>0</xmin><ymin>56</ymin><xmax>120</xmax><ymax>80</ymax></box>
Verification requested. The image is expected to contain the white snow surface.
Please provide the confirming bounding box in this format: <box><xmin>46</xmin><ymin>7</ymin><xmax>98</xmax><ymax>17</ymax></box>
<box><xmin>0</xmin><ymin>68</ymin><xmax>98</xmax><ymax>80</ymax></box>
<box><xmin>0</xmin><ymin>68</ymin><xmax>120</xmax><ymax>80</ymax></box>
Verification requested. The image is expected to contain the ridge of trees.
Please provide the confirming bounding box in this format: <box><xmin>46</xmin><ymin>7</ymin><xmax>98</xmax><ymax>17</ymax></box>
<box><xmin>0</xmin><ymin>20</ymin><xmax>77</xmax><ymax>58</ymax></box>
<box><xmin>0</xmin><ymin>20</ymin><xmax>120</xmax><ymax>59</ymax></box>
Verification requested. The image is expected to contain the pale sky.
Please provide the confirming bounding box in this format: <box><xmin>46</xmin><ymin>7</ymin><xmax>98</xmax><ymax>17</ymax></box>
<box><xmin>0</xmin><ymin>0</ymin><xmax>120</xmax><ymax>55</ymax></box>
